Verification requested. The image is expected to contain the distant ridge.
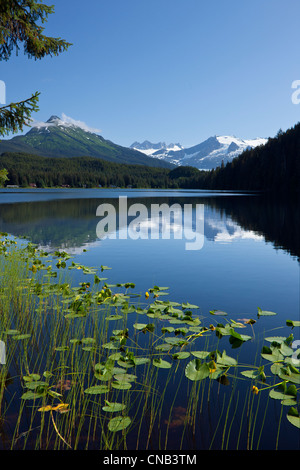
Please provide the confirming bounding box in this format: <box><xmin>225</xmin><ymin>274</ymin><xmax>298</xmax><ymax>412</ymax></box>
<box><xmin>131</xmin><ymin>135</ymin><xmax>268</xmax><ymax>170</ymax></box>
<box><xmin>0</xmin><ymin>115</ymin><xmax>174</xmax><ymax>169</ymax></box>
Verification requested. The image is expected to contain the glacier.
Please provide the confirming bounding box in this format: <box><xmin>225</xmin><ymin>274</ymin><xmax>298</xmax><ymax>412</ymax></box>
<box><xmin>131</xmin><ymin>135</ymin><xmax>268</xmax><ymax>170</ymax></box>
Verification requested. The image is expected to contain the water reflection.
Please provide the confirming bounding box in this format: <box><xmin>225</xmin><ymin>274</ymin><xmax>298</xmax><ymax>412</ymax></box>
<box><xmin>0</xmin><ymin>192</ymin><xmax>298</xmax><ymax>259</ymax></box>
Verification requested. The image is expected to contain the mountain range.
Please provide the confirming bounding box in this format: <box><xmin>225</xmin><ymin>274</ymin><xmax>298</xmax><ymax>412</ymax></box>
<box><xmin>131</xmin><ymin>135</ymin><xmax>268</xmax><ymax>170</ymax></box>
<box><xmin>0</xmin><ymin>114</ymin><xmax>268</xmax><ymax>171</ymax></box>
<box><xmin>0</xmin><ymin>115</ymin><xmax>173</xmax><ymax>169</ymax></box>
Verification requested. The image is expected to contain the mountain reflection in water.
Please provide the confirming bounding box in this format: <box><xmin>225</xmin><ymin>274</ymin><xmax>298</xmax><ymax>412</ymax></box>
<box><xmin>0</xmin><ymin>192</ymin><xmax>298</xmax><ymax>260</ymax></box>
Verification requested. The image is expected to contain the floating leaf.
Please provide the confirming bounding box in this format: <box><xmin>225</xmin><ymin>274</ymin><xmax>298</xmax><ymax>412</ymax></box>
<box><xmin>215</xmin><ymin>324</ymin><xmax>232</xmax><ymax>337</ymax></box>
<box><xmin>257</xmin><ymin>308</ymin><xmax>277</xmax><ymax>317</ymax></box>
<box><xmin>229</xmin><ymin>329</ymin><xmax>252</xmax><ymax>343</ymax></box>
<box><xmin>26</xmin><ymin>381</ymin><xmax>48</xmax><ymax>390</ymax></box>
<box><xmin>182</xmin><ymin>302</ymin><xmax>199</xmax><ymax>309</ymax></box>
<box><xmin>133</xmin><ymin>323</ymin><xmax>147</xmax><ymax>330</ymax></box>
<box><xmin>84</xmin><ymin>385</ymin><xmax>109</xmax><ymax>395</ymax></box>
<box><xmin>155</xmin><ymin>343</ymin><xmax>172</xmax><ymax>351</ymax></box>
<box><xmin>21</xmin><ymin>391</ymin><xmax>46</xmax><ymax>400</ymax></box>
<box><xmin>55</xmin><ymin>346</ymin><xmax>69</xmax><ymax>351</ymax></box>
<box><xmin>185</xmin><ymin>359</ymin><xmax>210</xmax><ymax>381</ymax></box>
<box><xmin>5</xmin><ymin>329</ymin><xmax>20</xmax><ymax>335</ymax></box>
<box><xmin>133</xmin><ymin>357</ymin><xmax>150</xmax><ymax>366</ymax></box>
<box><xmin>12</xmin><ymin>334</ymin><xmax>31</xmax><ymax>340</ymax></box>
<box><xmin>286</xmin><ymin>320</ymin><xmax>300</xmax><ymax>328</ymax></box>
<box><xmin>113</xmin><ymin>373</ymin><xmax>137</xmax><ymax>383</ymax></box>
<box><xmin>23</xmin><ymin>374</ymin><xmax>41</xmax><ymax>382</ymax></box>
<box><xmin>108</xmin><ymin>416</ymin><xmax>131</xmax><ymax>432</ymax></box>
<box><xmin>164</xmin><ymin>337</ymin><xmax>188</xmax><ymax>347</ymax></box>
<box><xmin>191</xmin><ymin>351</ymin><xmax>210</xmax><ymax>359</ymax></box>
<box><xmin>103</xmin><ymin>342</ymin><xmax>119</xmax><ymax>350</ymax></box>
<box><xmin>278</xmin><ymin>366</ymin><xmax>300</xmax><ymax>384</ymax></box>
<box><xmin>94</xmin><ymin>369</ymin><xmax>113</xmax><ymax>381</ymax></box>
<box><xmin>65</xmin><ymin>313</ymin><xmax>86</xmax><ymax>319</ymax></box>
<box><xmin>81</xmin><ymin>337</ymin><xmax>95</xmax><ymax>344</ymax></box>
<box><xmin>287</xmin><ymin>408</ymin><xmax>300</xmax><ymax>428</ymax></box>
<box><xmin>210</xmin><ymin>310</ymin><xmax>227</xmax><ymax>316</ymax></box>
<box><xmin>241</xmin><ymin>369</ymin><xmax>260</xmax><ymax>379</ymax></box>
<box><xmin>112</xmin><ymin>381</ymin><xmax>132</xmax><ymax>390</ymax></box>
<box><xmin>172</xmin><ymin>352</ymin><xmax>190</xmax><ymax>360</ymax></box>
<box><xmin>102</xmin><ymin>402</ymin><xmax>126</xmax><ymax>413</ymax></box>
<box><xmin>270</xmin><ymin>362</ymin><xmax>283</xmax><ymax>376</ymax></box>
<box><xmin>101</xmin><ymin>265</ymin><xmax>111</xmax><ymax>271</ymax></box>
<box><xmin>153</xmin><ymin>358</ymin><xmax>172</xmax><ymax>369</ymax></box>
<box><xmin>161</xmin><ymin>326</ymin><xmax>175</xmax><ymax>334</ymax></box>
<box><xmin>216</xmin><ymin>350</ymin><xmax>237</xmax><ymax>367</ymax></box>
<box><xmin>265</xmin><ymin>336</ymin><xmax>287</xmax><ymax>343</ymax></box>
<box><xmin>106</xmin><ymin>314</ymin><xmax>123</xmax><ymax>321</ymax></box>
<box><xmin>261</xmin><ymin>346</ymin><xmax>284</xmax><ymax>363</ymax></box>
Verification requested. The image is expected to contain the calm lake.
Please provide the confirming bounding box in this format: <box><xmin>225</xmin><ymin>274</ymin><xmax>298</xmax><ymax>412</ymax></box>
<box><xmin>0</xmin><ymin>188</ymin><xmax>299</xmax><ymax>450</ymax></box>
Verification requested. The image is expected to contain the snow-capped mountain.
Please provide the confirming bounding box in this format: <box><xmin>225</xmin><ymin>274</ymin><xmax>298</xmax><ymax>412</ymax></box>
<box><xmin>130</xmin><ymin>141</ymin><xmax>184</xmax><ymax>156</ymax></box>
<box><xmin>0</xmin><ymin>115</ymin><xmax>173</xmax><ymax>168</ymax></box>
<box><xmin>31</xmin><ymin>113</ymin><xmax>103</xmax><ymax>134</ymax></box>
<box><xmin>131</xmin><ymin>135</ymin><xmax>268</xmax><ymax>170</ymax></box>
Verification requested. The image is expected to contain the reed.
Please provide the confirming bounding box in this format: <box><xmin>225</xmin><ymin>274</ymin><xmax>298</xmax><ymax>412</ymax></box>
<box><xmin>0</xmin><ymin>233</ymin><xmax>299</xmax><ymax>450</ymax></box>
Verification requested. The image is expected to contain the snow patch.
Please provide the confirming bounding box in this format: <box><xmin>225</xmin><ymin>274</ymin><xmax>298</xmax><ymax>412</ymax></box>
<box><xmin>31</xmin><ymin>114</ymin><xmax>102</xmax><ymax>135</ymax></box>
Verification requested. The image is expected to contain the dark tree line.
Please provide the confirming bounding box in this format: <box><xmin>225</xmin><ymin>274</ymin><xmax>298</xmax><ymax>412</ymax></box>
<box><xmin>0</xmin><ymin>122</ymin><xmax>299</xmax><ymax>193</ymax></box>
<box><xmin>192</xmin><ymin>123</ymin><xmax>300</xmax><ymax>194</ymax></box>
<box><xmin>0</xmin><ymin>152</ymin><xmax>179</xmax><ymax>188</ymax></box>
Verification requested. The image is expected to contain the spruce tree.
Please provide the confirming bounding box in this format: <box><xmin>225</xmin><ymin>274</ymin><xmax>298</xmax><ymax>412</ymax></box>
<box><xmin>0</xmin><ymin>0</ymin><xmax>71</xmax><ymax>136</ymax></box>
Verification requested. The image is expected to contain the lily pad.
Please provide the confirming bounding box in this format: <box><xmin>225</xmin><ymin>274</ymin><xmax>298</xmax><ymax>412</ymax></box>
<box><xmin>113</xmin><ymin>373</ymin><xmax>137</xmax><ymax>382</ymax></box>
<box><xmin>216</xmin><ymin>350</ymin><xmax>237</xmax><ymax>367</ymax></box>
<box><xmin>84</xmin><ymin>385</ymin><xmax>109</xmax><ymax>395</ymax></box>
<box><xmin>287</xmin><ymin>408</ymin><xmax>300</xmax><ymax>428</ymax></box>
<box><xmin>102</xmin><ymin>402</ymin><xmax>126</xmax><ymax>413</ymax></box>
<box><xmin>191</xmin><ymin>351</ymin><xmax>210</xmax><ymax>359</ymax></box>
<box><xmin>21</xmin><ymin>391</ymin><xmax>46</xmax><ymax>400</ymax></box>
<box><xmin>112</xmin><ymin>381</ymin><xmax>132</xmax><ymax>390</ymax></box>
<box><xmin>210</xmin><ymin>310</ymin><xmax>227</xmax><ymax>316</ymax></box>
<box><xmin>286</xmin><ymin>320</ymin><xmax>300</xmax><ymax>328</ymax></box>
<box><xmin>185</xmin><ymin>359</ymin><xmax>210</xmax><ymax>381</ymax></box>
<box><xmin>182</xmin><ymin>302</ymin><xmax>199</xmax><ymax>309</ymax></box>
<box><xmin>108</xmin><ymin>416</ymin><xmax>131</xmax><ymax>432</ymax></box>
<box><xmin>12</xmin><ymin>334</ymin><xmax>31</xmax><ymax>340</ymax></box>
<box><xmin>133</xmin><ymin>357</ymin><xmax>150</xmax><ymax>366</ymax></box>
<box><xmin>172</xmin><ymin>351</ymin><xmax>190</xmax><ymax>360</ymax></box>
<box><xmin>152</xmin><ymin>358</ymin><xmax>172</xmax><ymax>369</ymax></box>
<box><xmin>257</xmin><ymin>307</ymin><xmax>277</xmax><ymax>317</ymax></box>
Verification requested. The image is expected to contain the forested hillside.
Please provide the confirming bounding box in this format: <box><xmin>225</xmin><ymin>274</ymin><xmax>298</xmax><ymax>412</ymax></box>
<box><xmin>0</xmin><ymin>122</ymin><xmax>299</xmax><ymax>192</ymax></box>
<box><xmin>0</xmin><ymin>152</ymin><xmax>177</xmax><ymax>188</ymax></box>
<box><xmin>200</xmin><ymin>122</ymin><xmax>300</xmax><ymax>193</ymax></box>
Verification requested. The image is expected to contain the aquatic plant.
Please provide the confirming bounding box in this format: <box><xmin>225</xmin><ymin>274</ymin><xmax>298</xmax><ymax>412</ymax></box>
<box><xmin>0</xmin><ymin>233</ymin><xmax>299</xmax><ymax>450</ymax></box>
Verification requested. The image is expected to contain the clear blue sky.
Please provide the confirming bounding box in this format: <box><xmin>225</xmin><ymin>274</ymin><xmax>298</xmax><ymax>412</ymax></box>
<box><xmin>2</xmin><ymin>0</ymin><xmax>300</xmax><ymax>147</ymax></box>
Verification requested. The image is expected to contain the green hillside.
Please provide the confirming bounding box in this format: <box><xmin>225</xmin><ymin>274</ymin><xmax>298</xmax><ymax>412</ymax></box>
<box><xmin>0</xmin><ymin>152</ymin><xmax>176</xmax><ymax>188</ymax></box>
<box><xmin>0</xmin><ymin>116</ymin><xmax>173</xmax><ymax>169</ymax></box>
<box><xmin>1</xmin><ymin>122</ymin><xmax>299</xmax><ymax>193</ymax></box>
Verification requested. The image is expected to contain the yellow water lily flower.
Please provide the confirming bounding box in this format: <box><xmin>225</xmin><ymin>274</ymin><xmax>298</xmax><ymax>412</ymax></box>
<box><xmin>145</xmin><ymin>292</ymin><xmax>149</xmax><ymax>299</ymax></box>
<box><xmin>38</xmin><ymin>405</ymin><xmax>53</xmax><ymax>412</ymax></box>
<box><xmin>52</xmin><ymin>403</ymin><xmax>69</xmax><ymax>412</ymax></box>
<box><xmin>252</xmin><ymin>386</ymin><xmax>259</xmax><ymax>395</ymax></box>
